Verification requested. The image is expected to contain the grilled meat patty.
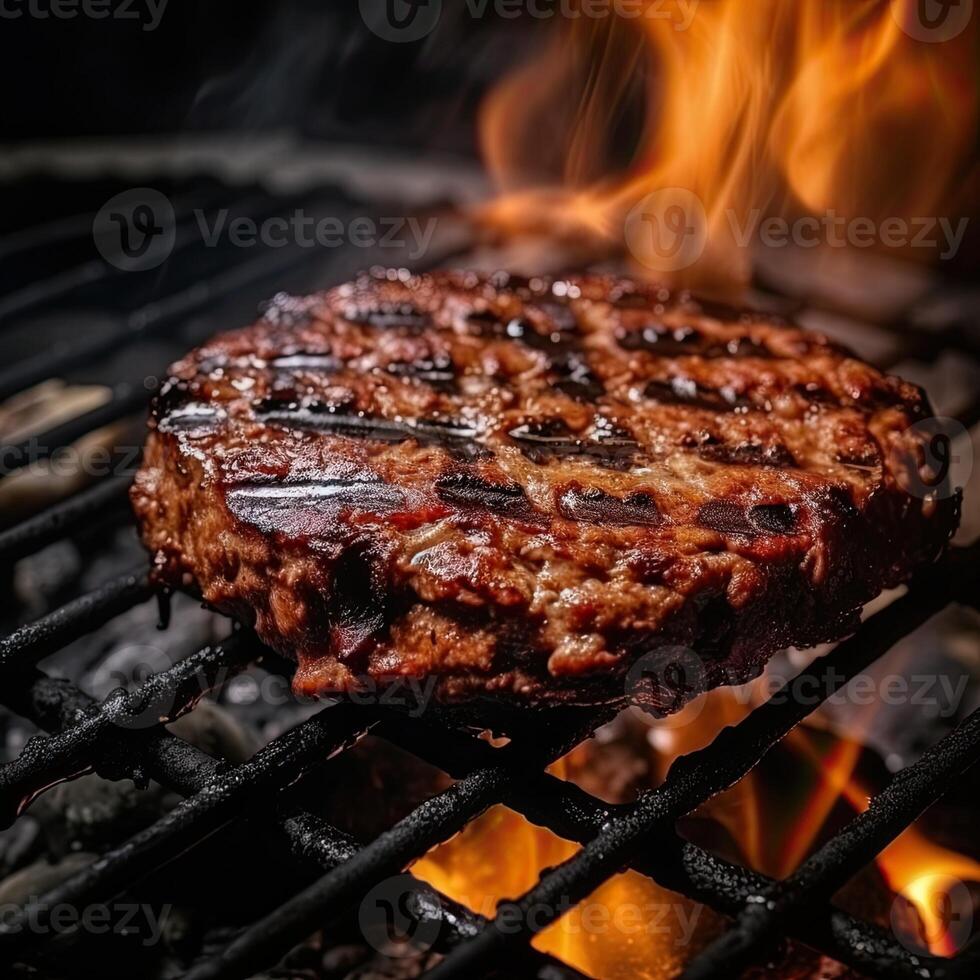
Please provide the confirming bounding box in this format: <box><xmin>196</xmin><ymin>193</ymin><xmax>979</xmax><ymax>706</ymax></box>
<box><xmin>132</xmin><ymin>269</ymin><xmax>960</xmax><ymax>713</ymax></box>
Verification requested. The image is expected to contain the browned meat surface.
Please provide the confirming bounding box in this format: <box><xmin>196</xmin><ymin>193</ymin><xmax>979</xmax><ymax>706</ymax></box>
<box><xmin>131</xmin><ymin>270</ymin><xmax>960</xmax><ymax>714</ymax></box>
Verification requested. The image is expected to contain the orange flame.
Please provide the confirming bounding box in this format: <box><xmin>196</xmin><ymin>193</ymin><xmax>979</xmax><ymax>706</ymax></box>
<box><xmin>412</xmin><ymin>691</ymin><xmax>978</xmax><ymax>974</ymax></box>
<box><xmin>478</xmin><ymin>0</ymin><xmax>977</xmax><ymax>286</ymax></box>
<box><xmin>786</xmin><ymin>727</ymin><xmax>980</xmax><ymax>958</ymax></box>
<box><xmin>413</xmin><ymin>757</ymin><xmax>721</xmax><ymax>980</ymax></box>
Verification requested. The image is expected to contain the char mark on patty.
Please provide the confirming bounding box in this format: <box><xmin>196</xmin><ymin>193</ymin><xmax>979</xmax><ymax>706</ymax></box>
<box><xmin>697</xmin><ymin>501</ymin><xmax>798</xmax><ymax>537</ymax></box>
<box><xmin>383</xmin><ymin>353</ymin><xmax>459</xmax><ymax>391</ymax></box>
<box><xmin>557</xmin><ymin>485</ymin><xmax>661</xmax><ymax>526</ymax></box>
<box><xmin>507</xmin><ymin>418</ymin><xmax>639</xmax><ymax>470</ymax></box>
<box><xmin>254</xmin><ymin>402</ymin><xmax>489</xmax><ymax>461</ymax></box>
<box><xmin>697</xmin><ymin>439</ymin><xmax>798</xmax><ymax>468</ymax></box>
<box><xmin>644</xmin><ymin>377</ymin><xmax>749</xmax><ymax>411</ymax></box>
<box><xmin>618</xmin><ymin>323</ymin><xmax>774</xmax><ymax>359</ymax></box>
<box><xmin>271</xmin><ymin>352</ymin><xmax>342</xmax><ymax>371</ymax></box>
<box><xmin>467</xmin><ymin>306</ymin><xmax>605</xmax><ymax>403</ymax></box>
<box><xmin>435</xmin><ymin>471</ymin><xmax>536</xmax><ymax>519</ymax></box>
<box><xmin>344</xmin><ymin>302</ymin><xmax>433</xmax><ymax>332</ymax></box>
<box><xmin>226</xmin><ymin>479</ymin><xmax>410</xmax><ymax>530</ymax></box>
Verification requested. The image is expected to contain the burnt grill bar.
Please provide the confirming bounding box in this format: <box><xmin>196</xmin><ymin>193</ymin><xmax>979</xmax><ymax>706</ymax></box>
<box><xmin>0</xmin><ymin>474</ymin><xmax>132</xmax><ymax>565</ymax></box>
<box><xmin>380</xmin><ymin>715</ymin><xmax>946</xmax><ymax>980</ymax></box>
<box><xmin>682</xmin><ymin>708</ymin><xmax>980</xmax><ymax>980</ymax></box>
<box><xmin>0</xmin><ymin>567</ymin><xmax>152</xmax><ymax>673</ymax></box>
<box><xmin>0</xmin><ymin>697</ymin><xmax>379</xmax><ymax>957</ymax></box>
<box><xmin>183</xmin><ymin>711</ymin><xmax>607</xmax><ymax>980</ymax></box>
<box><xmin>0</xmin><ymin>648</ymin><xmax>581</xmax><ymax>980</ymax></box>
<box><xmin>0</xmin><ymin>632</ymin><xmax>258</xmax><ymax>824</ymax></box>
<box><xmin>0</xmin><ymin>214</ymin><xmax>344</xmax><ymax>404</ymax></box>
<box><xmin>0</xmin><ymin>659</ymin><xmax>586</xmax><ymax>980</ymax></box>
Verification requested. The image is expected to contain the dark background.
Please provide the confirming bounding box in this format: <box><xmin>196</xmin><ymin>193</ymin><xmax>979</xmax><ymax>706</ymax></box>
<box><xmin>0</xmin><ymin>0</ymin><xmax>537</xmax><ymax>150</ymax></box>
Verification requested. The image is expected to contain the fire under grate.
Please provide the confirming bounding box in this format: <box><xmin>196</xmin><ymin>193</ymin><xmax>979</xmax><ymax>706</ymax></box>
<box><xmin>1</xmin><ymin>172</ymin><xmax>979</xmax><ymax>980</ymax></box>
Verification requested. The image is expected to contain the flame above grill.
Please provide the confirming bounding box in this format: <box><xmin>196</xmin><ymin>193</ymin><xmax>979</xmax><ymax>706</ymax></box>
<box><xmin>477</xmin><ymin>0</ymin><xmax>977</xmax><ymax>287</ymax></box>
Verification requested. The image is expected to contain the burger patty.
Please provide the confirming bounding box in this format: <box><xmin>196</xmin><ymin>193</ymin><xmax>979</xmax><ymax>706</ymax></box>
<box><xmin>131</xmin><ymin>269</ymin><xmax>960</xmax><ymax>714</ymax></box>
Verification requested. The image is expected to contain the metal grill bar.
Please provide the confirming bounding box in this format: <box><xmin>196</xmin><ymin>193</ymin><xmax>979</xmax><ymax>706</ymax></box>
<box><xmin>0</xmin><ymin>660</ymin><xmax>583</xmax><ymax>979</ymax></box>
<box><xmin>0</xmin><ymin>225</ymin><xmax>335</xmax><ymax>405</ymax></box>
<box><xmin>0</xmin><ymin>567</ymin><xmax>151</xmax><ymax>673</ymax></box>
<box><xmin>682</xmin><ymin>707</ymin><xmax>980</xmax><ymax>980</ymax></box>
<box><xmin>1</xmin><ymin>382</ymin><xmax>149</xmax><ymax>476</ymax></box>
<box><xmin>420</xmin><ymin>549</ymin><xmax>973</xmax><ymax>979</ymax></box>
<box><xmin>0</xmin><ymin>189</ymin><xmax>273</xmax><ymax>323</ymax></box>
<box><xmin>0</xmin><ymin>698</ymin><xmax>378</xmax><ymax>958</ymax></box>
<box><xmin>0</xmin><ymin>632</ymin><xmax>256</xmax><ymax>825</ymax></box>
<box><xmin>381</xmin><ymin>715</ymin><xmax>945</xmax><ymax>980</ymax></box>
<box><xmin>183</xmin><ymin>712</ymin><xmax>606</xmax><ymax>980</ymax></box>
<box><xmin>0</xmin><ymin>475</ymin><xmax>131</xmax><ymax>564</ymax></box>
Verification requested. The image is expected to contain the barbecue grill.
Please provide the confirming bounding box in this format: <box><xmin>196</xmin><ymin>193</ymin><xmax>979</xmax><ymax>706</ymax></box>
<box><xmin>0</xmin><ymin>159</ymin><xmax>977</xmax><ymax>980</ymax></box>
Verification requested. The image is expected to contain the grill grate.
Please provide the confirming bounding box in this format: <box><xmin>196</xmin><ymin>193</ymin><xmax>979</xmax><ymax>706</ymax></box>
<box><xmin>1</xmin><ymin>174</ymin><xmax>978</xmax><ymax>980</ymax></box>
